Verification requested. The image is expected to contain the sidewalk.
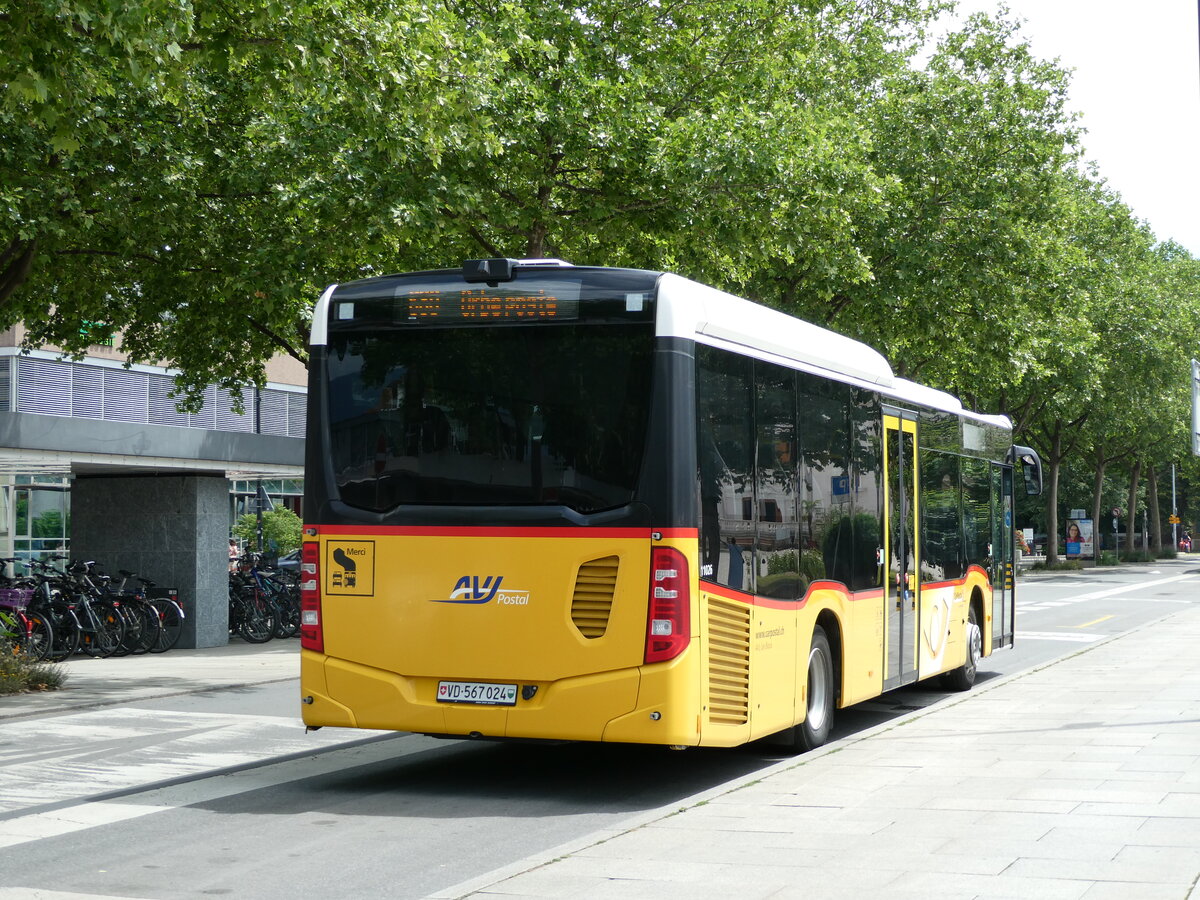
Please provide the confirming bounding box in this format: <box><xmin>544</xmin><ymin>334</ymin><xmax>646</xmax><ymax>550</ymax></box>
<box><xmin>440</xmin><ymin>603</ymin><xmax>1200</xmax><ymax>900</ymax></box>
<box><xmin>0</xmin><ymin>640</ymin><xmax>299</xmax><ymax>721</ymax></box>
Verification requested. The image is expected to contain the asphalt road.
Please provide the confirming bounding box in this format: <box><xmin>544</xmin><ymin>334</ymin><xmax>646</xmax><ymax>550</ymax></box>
<box><xmin>1</xmin><ymin>559</ymin><xmax>1196</xmax><ymax>899</ymax></box>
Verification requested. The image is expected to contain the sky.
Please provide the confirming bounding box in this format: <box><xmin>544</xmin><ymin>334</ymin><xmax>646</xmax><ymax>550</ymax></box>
<box><xmin>944</xmin><ymin>0</ymin><xmax>1200</xmax><ymax>255</ymax></box>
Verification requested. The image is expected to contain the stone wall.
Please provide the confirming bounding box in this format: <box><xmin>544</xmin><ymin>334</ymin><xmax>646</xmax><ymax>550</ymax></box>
<box><xmin>70</xmin><ymin>474</ymin><xmax>230</xmax><ymax>648</ymax></box>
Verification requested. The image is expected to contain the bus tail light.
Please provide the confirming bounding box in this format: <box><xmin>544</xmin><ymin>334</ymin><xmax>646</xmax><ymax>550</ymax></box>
<box><xmin>645</xmin><ymin>547</ymin><xmax>690</xmax><ymax>664</ymax></box>
<box><xmin>299</xmin><ymin>540</ymin><xmax>324</xmax><ymax>653</ymax></box>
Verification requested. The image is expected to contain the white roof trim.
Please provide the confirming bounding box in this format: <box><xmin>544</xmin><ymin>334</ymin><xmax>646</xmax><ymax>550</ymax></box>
<box><xmin>884</xmin><ymin>378</ymin><xmax>1011</xmax><ymax>430</ymax></box>
<box><xmin>884</xmin><ymin>377</ymin><xmax>964</xmax><ymax>417</ymax></box>
<box><xmin>310</xmin><ymin>284</ymin><xmax>337</xmax><ymax>347</ymax></box>
<box><xmin>655</xmin><ymin>273</ymin><xmax>894</xmax><ymax>388</ymax></box>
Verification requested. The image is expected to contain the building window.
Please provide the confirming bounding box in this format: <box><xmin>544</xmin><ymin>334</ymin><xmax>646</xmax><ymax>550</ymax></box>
<box><xmin>12</xmin><ymin>482</ymin><xmax>70</xmax><ymax>573</ymax></box>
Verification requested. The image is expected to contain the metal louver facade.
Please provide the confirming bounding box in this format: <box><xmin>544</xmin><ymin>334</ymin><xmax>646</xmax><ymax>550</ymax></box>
<box><xmin>9</xmin><ymin>356</ymin><xmax>304</xmax><ymax>438</ymax></box>
<box><xmin>706</xmin><ymin>594</ymin><xmax>751</xmax><ymax>725</ymax></box>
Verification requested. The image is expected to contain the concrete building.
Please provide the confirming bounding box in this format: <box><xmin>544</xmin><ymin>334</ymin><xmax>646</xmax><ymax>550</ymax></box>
<box><xmin>0</xmin><ymin>325</ymin><xmax>305</xmax><ymax>647</ymax></box>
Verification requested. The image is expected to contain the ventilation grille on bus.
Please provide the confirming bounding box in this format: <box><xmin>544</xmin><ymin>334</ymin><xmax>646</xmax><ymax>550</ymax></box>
<box><xmin>707</xmin><ymin>595</ymin><xmax>751</xmax><ymax>725</ymax></box>
<box><xmin>571</xmin><ymin>556</ymin><xmax>619</xmax><ymax>639</ymax></box>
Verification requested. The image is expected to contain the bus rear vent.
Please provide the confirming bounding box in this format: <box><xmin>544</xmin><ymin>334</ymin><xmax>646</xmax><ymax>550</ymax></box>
<box><xmin>707</xmin><ymin>595</ymin><xmax>751</xmax><ymax>725</ymax></box>
<box><xmin>571</xmin><ymin>556</ymin><xmax>619</xmax><ymax>638</ymax></box>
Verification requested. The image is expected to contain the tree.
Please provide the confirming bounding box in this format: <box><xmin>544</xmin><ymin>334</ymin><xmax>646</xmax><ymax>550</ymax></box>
<box><xmin>233</xmin><ymin>506</ymin><xmax>301</xmax><ymax>555</ymax></box>
<box><xmin>1</xmin><ymin>0</ymin><xmax>501</xmax><ymax>406</ymax></box>
<box><xmin>750</xmin><ymin>11</ymin><xmax>1083</xmax><ymax>390</ymax></box>
<box><xmin>2</xmin><ymin>0</ymin><xmax>955</xmax><ymax>404</ymax></box>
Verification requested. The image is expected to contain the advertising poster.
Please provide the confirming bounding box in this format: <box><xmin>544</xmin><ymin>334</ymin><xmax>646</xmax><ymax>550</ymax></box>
<box><xmin>1066</xmin><ymin>518</ymin><xmax>1094</xmax><ymax>559</ymax></box>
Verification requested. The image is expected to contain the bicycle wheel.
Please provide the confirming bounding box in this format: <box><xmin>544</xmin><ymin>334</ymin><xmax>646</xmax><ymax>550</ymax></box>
<box><xmin>82</xmin><ymin>601</ymin><xmax>125</xmax><ymax>658</ymax></box>
<box><xmin>49</xmin><ymin>602</ymin><xmax>81</xmax><ymax>660</ymax></box>
<box><xmin>31</xmin><ymin>596</ymin><xmax>80</xmax><ymax>660</ymax></box>
<box><xmin>21</xmin><ymin>611</ymin><xmax>54</xmax><ymax>661</ymax></box>
<box><xmin>34</xmin><ymin>599</ymin><xmax>79</xmax><ymax>660</ymax></box>
<box><xmin>108</xmin><ymin>602</ymin><xmax>143</xmax><ymax>657</ymax></box>
<box><xmin>236</xmin><ymin>593</ymin><xmax>275</xmax><ymax>643</ymax></box>
<box><xmin>150</xmin><ymin>599</ymin><xmax>184</xmax><ymax>653</ymax></box>
<box><xmin>128</xmin><ymin>601</ymin><xmax>161</xmax><ymax>655</ymax></box>
<box><xmin>271</xmin><ymin>588</ymin><xmax>299</xmax><ymax>639</ymax></box>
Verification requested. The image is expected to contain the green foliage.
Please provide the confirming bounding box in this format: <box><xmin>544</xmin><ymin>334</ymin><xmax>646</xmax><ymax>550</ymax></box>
<box><xmin>2</xmin><ymin>0</ymin><xmax>1198</xmax><ymax>521</ymax></box>
<box><xmin>232</xmin><ymin>506</ymin><xmax>302</xmax><ymax>554</ymax></box>
<box><xmin>0</xmin><ymin>641</ymin><xmax>66</xmax><ymax>694</ymax></box>
<box><xmin>759</xmin><ymin>548</ymin><xmax>826</xmax><ymax>598</ymax></box>
<box><xmin>30</xmin><ymin>509</ymin><xmax>65</xmax><ymax>539</ymax></box>
<box><xmin>1119</xmin><ymin>550</ymin><xmax>1155</xmax><ymax>564</ymax></box>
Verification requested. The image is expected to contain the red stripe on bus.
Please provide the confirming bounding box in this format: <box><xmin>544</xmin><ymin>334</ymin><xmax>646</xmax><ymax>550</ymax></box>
<box><xmin>702</xmin><ymin>580</ymin><xmax>894</xmax><ymax>609</ymax></box>
<box><xmin>310</xmin><ymin>525</ymin><xmax>698</xmax><ymax>539</ymax></box>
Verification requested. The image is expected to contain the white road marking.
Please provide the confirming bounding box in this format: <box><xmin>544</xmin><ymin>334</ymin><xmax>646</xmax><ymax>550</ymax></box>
<box><xmin>0</xmin><ymin>707</ymin><xmax>390</xmax><ymax>816</ymax></box>
<box><xmin>0</xmin><ymin>733</ymin><xmax>413</xmax><ymax>850</ymax></box>
<box><xmin>1071</xmin><ymin>573</ymin><xmax>1199</xmax><ymax>600</ymax></box>
<box><xmin>1019</xmin><ymin>573</ymin><xmax>1198</xmax><ymax>613</ymax></box>
<box><xmin>0</xmin><ymin>891</ymin><xmax>143</xmax><ymax>900</ymax></box>
<box><xmin>1018</xmin><ymin>631</ymin><xmax>1103</xmax><ymax>643</ymax></box>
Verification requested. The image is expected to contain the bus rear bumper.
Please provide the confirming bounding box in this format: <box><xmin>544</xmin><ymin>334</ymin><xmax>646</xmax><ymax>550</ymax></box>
<box><xmin>300</xmin><ymin>649</ymin><xmax>697</xmax><ymax>744</ymax></box>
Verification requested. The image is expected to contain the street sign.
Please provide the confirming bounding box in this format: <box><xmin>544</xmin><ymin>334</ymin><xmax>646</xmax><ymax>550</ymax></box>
<box><xmin>1169</xmin><ymin>514</ymin><xmax>1181</xmax><ymax>524</ymax></box>
<box><xmin>1112</xmin><ymin>507</ymin><xmax>1122</xmax><ymax>517</ymax></box>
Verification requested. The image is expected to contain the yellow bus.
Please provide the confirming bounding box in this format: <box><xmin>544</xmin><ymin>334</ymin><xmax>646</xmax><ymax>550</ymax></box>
<box><xmin>299</xmin><ymin>259</ymin><xmax>1041</xmax><ymax>750</ymax></box>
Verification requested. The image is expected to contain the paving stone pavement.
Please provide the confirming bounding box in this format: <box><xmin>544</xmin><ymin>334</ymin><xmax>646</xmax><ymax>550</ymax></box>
<box><xmin>436</xmin><ymin>604</ymin><xmax>1200</xmax><ymax>900</ymax></box>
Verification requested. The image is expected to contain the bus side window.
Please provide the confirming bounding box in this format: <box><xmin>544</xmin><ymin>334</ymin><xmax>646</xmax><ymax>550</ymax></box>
<box><xmin>799</xmin><ymin>375</ymin><xmax>852</xmax><ymax>590</ymax></box>
<box><xmin>754</xmin><ymin>361</ymin><xmax>800</xmax><ymax>600</ymax></box>
<box><xmin>697</xmin><ymin>346</ymin><xmax>753</xmax><ymax>592</ymax></box>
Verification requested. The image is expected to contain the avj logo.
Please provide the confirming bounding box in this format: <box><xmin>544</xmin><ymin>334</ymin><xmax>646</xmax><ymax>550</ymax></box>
<box><xmin>439</xmin><ymin>575</ymin><xmax>504</xmax><ymax>604</ymax></box>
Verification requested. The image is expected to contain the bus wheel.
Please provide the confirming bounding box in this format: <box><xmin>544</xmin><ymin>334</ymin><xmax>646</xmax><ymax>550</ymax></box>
<box><xmin>942</xmin><ymin>603</ymin><xmax>980</xmax><ymax>692</ymax></box>
<box><xmin>795</xmin><ymin>625</ymin><xmax>835</xmax><ymax>752</ymax></box>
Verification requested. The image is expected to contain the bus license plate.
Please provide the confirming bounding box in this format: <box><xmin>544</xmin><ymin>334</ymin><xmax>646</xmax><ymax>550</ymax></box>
<box><xmin>437</xmin><ymin>681</ymin><xmax>518</xmax><ymax>706</ymax></box>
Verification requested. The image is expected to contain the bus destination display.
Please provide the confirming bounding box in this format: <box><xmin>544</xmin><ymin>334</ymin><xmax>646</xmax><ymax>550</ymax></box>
<box><xmin>400</xmin><ymin>287</ymin><xmax>579</xmax><ymax>322</ymax></box>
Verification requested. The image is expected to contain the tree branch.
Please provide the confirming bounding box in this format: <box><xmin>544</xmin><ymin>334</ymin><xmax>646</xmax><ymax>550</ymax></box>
<box><xmin>245</xmin><ymin>314</ymin><xmax>306</xmax><ymax>364</ymax></box>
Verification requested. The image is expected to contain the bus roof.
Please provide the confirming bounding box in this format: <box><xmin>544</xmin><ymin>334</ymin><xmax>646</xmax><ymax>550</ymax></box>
<box><xmin>655</xmin><ymin>273</ymin><xmax>1010</xmax><ymax>430</ymax></box>
<box><xmin>312</xmin><ymin>262</ymin><xmax>1010</xmax><ymax>431</ymax></box>
<box><xmin>656</xmin><ymin>272</ymin><xmax>894</xmax><ymax>388</ymax></box>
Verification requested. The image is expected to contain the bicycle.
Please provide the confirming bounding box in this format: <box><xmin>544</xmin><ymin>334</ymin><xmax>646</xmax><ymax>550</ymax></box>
<box><xmin>245</xmin><ymin>556</ymin><xmax>298</xmax><ymax>639</ymax></box>
<box><xmin>116</xmin><ymin>571</ymin><xmax>185</xmax><ymax>653</ymax></box>
<box><xmin>0</xmin><ymin>587</ymin><xmax>53</xmax><ymax>662</ymax></box>
<box><xmin>229</xmin><ymin>556</ymin><xmax>277</xmax><ymax>643</ymax></box>
<box><xmin>61</xmin><ymin>560</ymin><xmax>126</xmax><ymax>658</ymax></box>
<box><xmin>19</xmin><ymin>557</ymin><xmax>83</xmax><ymax>660</ymax></box>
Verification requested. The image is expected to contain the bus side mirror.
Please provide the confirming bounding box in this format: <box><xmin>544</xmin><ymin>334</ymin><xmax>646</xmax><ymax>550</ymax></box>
<box><xmin>1009</xmin><ymin>445</ymin><xmax>1043</xmax><ymax>496</ymax></box>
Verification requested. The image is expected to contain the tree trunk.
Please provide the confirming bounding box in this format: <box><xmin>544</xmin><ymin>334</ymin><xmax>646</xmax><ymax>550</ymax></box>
<box><xmin>524</xmin><ymin>227</ymin><xmax>546</xmax><ymax>258</ymax></box>
<box><xmin>0</xmin><ymin>236</ymin><xmax>37</xmax><ymax>305</ymax></box>
<box><xmin>1091</xmin><ymin>459</ymin><xmax>1106</xmax><ymax>561</ymax></box>
<box><xmin>1125</xmin><ymin>458</ymin><xmax>1142</xmax><ymax>556</ymax></box>
<box><xmin>1045</xmin><ymin>430</ymin><xmax>1063</xmax><ymax>566</ymax></box>
<box><xmin>1148</xmin><ymin>464</ymin><xmax>1161</xmax><ymax>555</ymax></box>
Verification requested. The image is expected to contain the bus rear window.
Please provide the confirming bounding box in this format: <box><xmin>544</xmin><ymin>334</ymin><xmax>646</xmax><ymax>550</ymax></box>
<box><xmin>326</xmin><ymin>323</ymin><xmax>654</xmax><ymax>513</ymax></box>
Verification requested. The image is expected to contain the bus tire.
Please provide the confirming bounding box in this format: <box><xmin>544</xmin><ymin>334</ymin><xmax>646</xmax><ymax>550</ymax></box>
<box><xmin>795</xmin><ymin>625</ymin><xmax>835</xmax><ymax>752</ymax></box>
<box><xmin>942</xmin><ymin>602</ymin><xmax>980</xmax><ymax>692</ymax></box>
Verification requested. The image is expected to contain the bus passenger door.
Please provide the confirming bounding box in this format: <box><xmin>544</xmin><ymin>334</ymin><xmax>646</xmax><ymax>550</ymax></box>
<box><xmin>990</xmin><ymin>463</ymin><xmax>1015</xmax><ymax>649</ymax></box>
<box><xmin>883</xmin><ymin>413</ymin><xmax>919</xmax><ymax>689</ymax></box>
